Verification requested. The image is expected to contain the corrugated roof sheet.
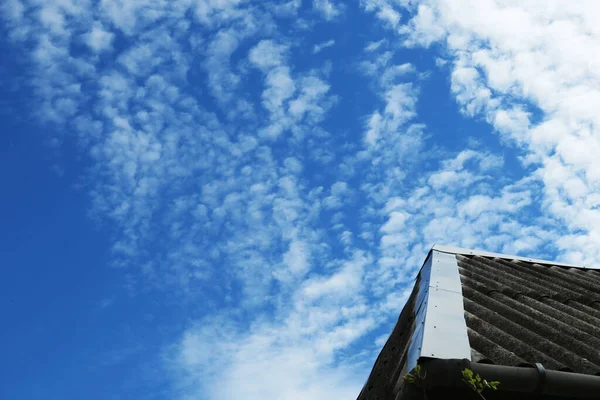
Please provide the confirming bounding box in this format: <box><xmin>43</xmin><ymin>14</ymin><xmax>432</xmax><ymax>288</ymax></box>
<box><xmin>357</xmin><ymin>247</ymin><xmax>600</xmax><ymax>400</ymax></box>
<box><xmin>458</xmin><ymin>254</ymin><xmax>600</xmax><ymax>375</ymax></box>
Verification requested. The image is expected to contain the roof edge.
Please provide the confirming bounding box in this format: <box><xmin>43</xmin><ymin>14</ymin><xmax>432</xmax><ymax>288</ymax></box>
<box><xmin>431</xmin><ymin>244</ymin><xmax>592</xmax><ymax>269</ymax></box>
<box><xmin>410</xmin><ymin>358</ymin><xmax>600</xmax><ymax>399</ymax></box>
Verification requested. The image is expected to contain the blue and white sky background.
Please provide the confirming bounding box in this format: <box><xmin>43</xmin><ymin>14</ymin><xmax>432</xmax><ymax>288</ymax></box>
<box><xmin>2</xmin><ymin>1</ymin><xmax>599</xmax><ymax>399</ymax></box>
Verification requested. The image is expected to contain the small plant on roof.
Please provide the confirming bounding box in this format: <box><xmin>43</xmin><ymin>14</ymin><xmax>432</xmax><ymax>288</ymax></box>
<box><xmin>403</xmin><ymin>365</ymin><xmax>429</xmax><ymax>399</ymax></box>
<box><xmin>403</xmin><ymin>364</ymin><xmax>426</xmax><ymax>385</ymax></box>
<box><xmin>462</xmin><ymin>368</ymin><xmax>500</xmax><ymax>399</ymax></box>
<box><xmin>403</xmin><ymin>364</ymin><xmax>500</xmax><ymax>400</ymax></box>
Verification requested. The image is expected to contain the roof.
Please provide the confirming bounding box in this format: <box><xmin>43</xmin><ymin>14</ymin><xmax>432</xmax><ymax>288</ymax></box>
<box><xmin>357</xmin><ymin>245</ymin><xmax>600</xmax><ymax>400</ymax></box>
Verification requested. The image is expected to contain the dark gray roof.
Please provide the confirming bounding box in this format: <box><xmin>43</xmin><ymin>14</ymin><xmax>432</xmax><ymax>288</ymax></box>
<box><xmin>357</xmin><ymin>245</ymin><xmax>600</xmax><ymax>400</ymax></box>
<box><xmin>459</xmin><ymin>253</ymin><xmax>600</xmax><ymax>374</ymax></box>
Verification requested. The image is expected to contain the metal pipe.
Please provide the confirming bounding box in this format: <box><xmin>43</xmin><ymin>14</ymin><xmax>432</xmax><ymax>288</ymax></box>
<box><xmin>419</xmin><ymin>358</ymin><xmax>600</xmax><ymax>398</ymax></box>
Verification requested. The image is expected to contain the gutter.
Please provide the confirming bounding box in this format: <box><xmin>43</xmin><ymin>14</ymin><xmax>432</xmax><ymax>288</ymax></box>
<box><xmin>410</xmin><ymin>358</ymin><xmax>600</xmax><ymax>398</ymax></box>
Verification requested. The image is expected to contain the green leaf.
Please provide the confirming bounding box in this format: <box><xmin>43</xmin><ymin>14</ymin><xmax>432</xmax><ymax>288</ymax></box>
<box><xmin>462</xmin><ymin>368</ymin><xmax>474</xmax><ymax>380</ymax></box>
<box><xmin>462</xmin><ymin>368</ymin><xmax>501</xmax><ymax>395</ymax></box>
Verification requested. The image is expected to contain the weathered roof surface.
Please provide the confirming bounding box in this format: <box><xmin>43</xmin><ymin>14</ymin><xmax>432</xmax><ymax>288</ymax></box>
<box><xmin>357</xmin><ymin>245</ymin><xmax>600</xmax><ymax>400</ymax></box>
<box><xmin>459</xmin><ymin>253</ymin><xmax>600</xmax><ymax>374</ymax></box>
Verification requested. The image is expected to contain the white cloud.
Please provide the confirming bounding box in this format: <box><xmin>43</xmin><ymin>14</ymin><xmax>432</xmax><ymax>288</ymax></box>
<box><xmin>171</xmin><ymin>320</ymin><xmax>367</xmax><ymax>400</ymax></box>
<box><xmin>283</xmin><ymin>240</ymin><xmax>310</xmax><ymax>277</ymax></box>
<box><xmin>364</xmin><ymin>83</ymin><xmax>418</xmax><ymax>146</ymax></box>
<box><xmin>362</xmin><ymin>0</ymin><xmax>402</xmax><ymax>28</ymax></box>
<box><xmin>313</xmin><ymin>0</ymin><xmax>343</xmax><ymax>20</ymax></box>
<box><xmin>323</xmin><ymin>181</ymin><xmax>350</xmax><ymax>209</ymax></box>
<box><xmin>301</xmin><ymin>251</ymin><xmax>369</xmax><ymax>300</ymax></box>
<box><xmin>427</xmin><ymin>149</ymin><xmax>503</xmax><ymax>189</ymax></box>
<box><xmin>98</xmin><ymin>0</ymin><xmax>185</xmax><ymax>35</ymax></box>
<box><xmin>376</xmin><ymin>5</ymin><xmax>401</xmax><ymax>27</ymax></box>
<box><xmin>38</xmin><ymin>3</ymin><xmax>78</xmax><ymax>38</ymax></box>
<box><xmin>313</xmin><ymin>39</ymin><xmax>335</xmax><ymax>54</ymax></box>
<box><xmin>247</xmin><ymin>39</ymin><xmax>336</xmax><ymax>139</ymax></box>
<box><xmin>1</xmin><ymin>0</ymin><xmax>24</xmax><ymax>21</ymax></box>
<box><xmin>84</xmin><ymin>22</ymin><xmax>114</xmax><ymax>52</ymax></box>
<box><xmin>283</xmin><ymin>157</ymin><xmax>303</xmax><ymax>173</ymax></box>
<box><xmin>364</xmin><ymin>39</ymin><xmax>385</xmax><ymax>52</ymax></box>
<box><xmin>399</xmin><ymin>4</ymin><xmax>445</xmax><ymax>47</ymax></box>
<box><xmin>380</xmin><ymin>211</ymin><xmax>408</xmax><ymax>233</ymax></box>
<box><xmin>194</xmin><ymin>0</ymin><xmax>245</xmax><ymax>26</ymax></box>
<box><xmin>204</xmin><ymin>28</ymin><xmax>244</xmax><ymax>103</ymax></box>
<box><xmin>376</xmin><ymin>166</ymin><xmax>549</xmax><ymax>280</ymax></box>
<box><xmin>263</xmin><ymin>66</ymin><xmax>296</xmax><ymax>113</ymax></box>
<box><xmin>272</xmin><ymin>0</ymin><xmax>302</xmax><ymax>17</ymax></box>
<box><xmin>249</xmin><ymin>39</ymin><xmax>288</xmax><ymax>70</ymax></box>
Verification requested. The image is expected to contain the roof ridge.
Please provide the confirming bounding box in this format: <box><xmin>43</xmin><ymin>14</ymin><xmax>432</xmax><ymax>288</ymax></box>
<box><xmin>431</xmin><ymin>244</ymin><xmax>598</xmax><ymax>269</ymax></box>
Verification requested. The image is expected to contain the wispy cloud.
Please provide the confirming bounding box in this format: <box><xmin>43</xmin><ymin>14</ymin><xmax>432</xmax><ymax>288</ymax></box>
<box><xmin>169</xmin><ymin>314</ymin><xmax>369</xmax><ymax>400</ymax></box>
<box><xmin>248</xmin><ymin>38</ymin><xmax>336</xmax><ymax>140</ymax></box>
<box><xmin>361</xmin><ymin>0</ymin><xmax>402</xmax><ymax>28</ymax></box>
<box><xmin>313</xmin><ymin>0</ymin><xmax>344</xmax><ymax>20</ymax></box>
<box><xmin>83</xmin><ymin>22</ymin><xmax>114</xmax><ymax>53</ymax></box>
<box><xmin>313</xmin><ymin>39</ymin><xmax>335</xmax><ymax>54</ymax></box>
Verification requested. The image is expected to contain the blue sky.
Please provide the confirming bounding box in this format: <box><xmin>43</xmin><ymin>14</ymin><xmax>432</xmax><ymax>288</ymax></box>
<box><xmin>2</xmin><ymin>1</ymin><xmax>600</xmax><ymax>399</ymax></box>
